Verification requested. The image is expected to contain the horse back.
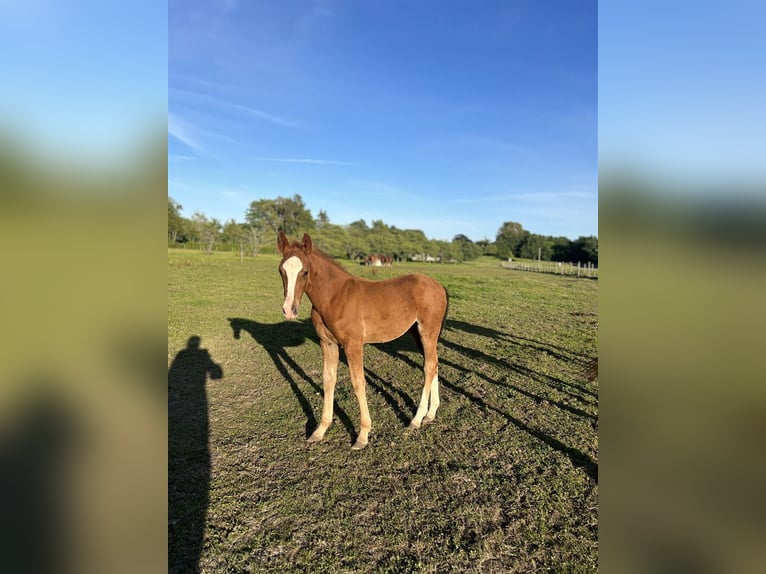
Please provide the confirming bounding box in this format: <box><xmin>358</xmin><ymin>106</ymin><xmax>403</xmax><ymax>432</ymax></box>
<box><xmin>347</xmin><ymin>273</ymin><xmax>447</xmax><ymax>343</ymax></box>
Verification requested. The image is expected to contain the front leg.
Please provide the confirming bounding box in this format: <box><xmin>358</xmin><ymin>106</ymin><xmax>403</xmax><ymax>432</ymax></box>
<box><xmin>307</xmin><ymin>337</ymin><xmax>339</xmax><ymax>443</ymax></box>
<box><xmin>345</xmin><ymin>341</ymin><xmax>372</xmax><ymax>450</ymax></box>
<box><xmin>308</xmin><ymin>309</ymin><xmax>340</xmax><ymax>444</ymax></box>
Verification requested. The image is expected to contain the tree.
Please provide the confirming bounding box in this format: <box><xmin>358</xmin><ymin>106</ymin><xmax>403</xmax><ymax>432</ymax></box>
<box><xmin>244</xmin><ymin>224</ymin><xmax>267</xmax><ymax>258</ymax></box>
<box><xmin>245</xmin><ymin>194</ymin><xmax>314</xmax><ymax>236</ymax></box>
<box><xmin>313</xmin><ymin>223</ymin><xmax>349</xmax><ymax>258</ymax></box>
<box><xmin>368</xmin><ymin>219</ymin><xmax>397</xmax><ymax>256</ymax></box>
<box><xmin>190</xmin><ymin>212</ymin><xmax>221</xmax><ymax>254</ymax></box>
<box><xmin>551</xmin><ymin>236</ymin><xmax>574</xmax><ymax>262</ymax></box>
<box><xmin>218</xmin><ymin>220</ymin><xmax>265</xmax><ymax>258</ymax></box>
<box><xmin>495</xmin><ymin>221</ymin><xmax>529</xmax><ymax>259</ymax></box>
<box><xmin>431</xmin><ymin>240</ymin><xmax>457</xmax><ymax>262</ymax></box>
<box><xmin>476</xmin><ymin>238</ymin><xmax>497</xmax><ymax>256</ymax></box>
<box><xmin>348</xmin><ymin>219</ymin><xmax>369</xmax><ymax>233</ymax></box>
<box><xmin>345</xmin><ymin>219</ymin><xmax>370</xmax><ymax>260</ymax></box>
<box><xmin>316</xmin><ymin>209</ymin><xmax>330</xmax><ymax>228</ymax></box>
<box><xmin>168</xmin><ymin>197</ymin><xmax>187</xmax><ymax>243</ymax></box>
<box><xmin>571</xmin><ymin>236</ymin><xmax>598</xmax><ymax>265</ymax></box>
<box><xmin>452</xmin><ymin>234</ymin><xmax>481</xmax><ymax>261</ymax></box>
<box><xmin>399</xmin><ymin>229</ymin><xmax>428</xmax><ymax>261</ymax></box>
<box><xmin>221</xmin><ymin>219</ymin><xmax>244</xmax><ymax>247</ymax></box>
<box><xmin>518</xmin><ymin>233</ymin><xmax>553</xmax><ymax>261</ymax></box>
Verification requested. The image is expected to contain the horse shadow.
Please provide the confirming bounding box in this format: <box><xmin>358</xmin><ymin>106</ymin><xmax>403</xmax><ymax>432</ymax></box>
<box><xmin>374</xmin><ymin>320</ymin><xmax>599</xmax><ymax>482</ymax></box>
<box><xmin>444</xmin><ymin>319</ymin><xmax>597</xmax><ymax>402</ymax></box>
<box><xmin>227</xmin><ymin>317</ymin><xmax>358</xmax><ymax>442</ymax></box>
<box><xmin>168</xmin><ymin>336</ymin><xmax>223</xmax><ymax>574</ymax></box>
<box><xmin>445</xmin><ymin>318</ymin><xmax>595</xmax><ymax>369</ymax></box>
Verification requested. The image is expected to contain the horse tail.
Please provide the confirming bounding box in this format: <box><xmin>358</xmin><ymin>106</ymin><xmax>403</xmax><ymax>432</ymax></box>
<box><xmin>439</xmin><ymin>287</ymin><xmax>450</xmax><ymax>336</ymax></box>
<box><xmin>409</xmin><ymin>323</ymin><xmax>424</xmax><ymax>355</ymax></box>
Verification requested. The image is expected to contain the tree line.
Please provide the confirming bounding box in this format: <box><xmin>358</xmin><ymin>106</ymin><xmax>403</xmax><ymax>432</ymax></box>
<box><xmin>168</xmin><ymin>194</ymin><xmax>597</xmax><ymax>265</ymax></box>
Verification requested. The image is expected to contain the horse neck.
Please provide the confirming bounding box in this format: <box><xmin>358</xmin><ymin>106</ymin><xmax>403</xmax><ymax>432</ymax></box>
<box><xmin>305</xmin><ymin>252</ymin><xmax>350</xmax><ymax>312</ymax></box>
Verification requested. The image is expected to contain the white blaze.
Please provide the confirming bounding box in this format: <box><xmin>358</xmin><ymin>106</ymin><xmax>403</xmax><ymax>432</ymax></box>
<box><xmin>282</xmin><ymin>256</ymin><xmax>303</xmax><ymax>316</ymax></box>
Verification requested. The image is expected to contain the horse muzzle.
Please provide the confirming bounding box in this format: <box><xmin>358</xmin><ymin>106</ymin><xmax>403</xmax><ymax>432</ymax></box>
<box><xmin>282</xmin><ymin>302</ymin><xmax>299</xmax><ymax>320</ymax></box>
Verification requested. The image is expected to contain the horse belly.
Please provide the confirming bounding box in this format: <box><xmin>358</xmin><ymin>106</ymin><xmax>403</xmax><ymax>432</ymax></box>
<box><xmin>364</xmin><ymin>319</ymin><xmax>414</xmax><ymax>344</ymax></box>
<box><xmin>362</xmin><ymin>302</ymin><xmax>417</xmax><ymax>344</ymax></box>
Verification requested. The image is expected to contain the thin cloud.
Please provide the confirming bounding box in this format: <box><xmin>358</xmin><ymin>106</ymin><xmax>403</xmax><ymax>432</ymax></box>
<box><xmin>168</xmin><ymin>113</ymin><xmax>202</xmax><ymax>151</ymax></box>
<box><xmin>171</xmin><ymin>88</ymin><xmax>300</xmax><ymax>128</ymax></box>
<box><xmin>418</xmin><ymin>132</ymin><xmax>529</xmax><ymax>156</ymax></box>
<box><xmin>170</xmin><ymin>73</ymin><xmax>245</xmax><ymax>93</ymax></box>
<box><xmin>252</xmin><ymin>157</ymin><xmax>358</xmax><ymax>166</ymax></box>
<box><xmin>169</xmin><ymin>178</ymin><xmax>252</xmax><ymax>204</ymax></box>
<box><xmin>345</xmin><ymin>179</ymin><xmax>410</xmax><ymax>198</ymax></box>
<box><xmin>223</xmin><ymin>101</ymin><xmax>299</xmax><ymax>128</ymax></box>
<box><xmin>450</xmin><ymin>188</ymin><xmax>596</xmax><ymax>204</ymax></box>
<box><xmin>511</xmin><ymin>190</ymin><xmax>596</xmax><ymax>202</ymax></box>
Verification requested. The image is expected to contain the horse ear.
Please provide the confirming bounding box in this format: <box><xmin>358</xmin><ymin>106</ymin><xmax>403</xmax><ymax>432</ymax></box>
<box><xmin>302</xmin><ymin>233</ymin><xmax>313</xmax><ymax>254</ymax></box>
<box><xmin>277</xmin><ymin>230</ymin><xmax>287</xmax><ymax>254</ymax></box>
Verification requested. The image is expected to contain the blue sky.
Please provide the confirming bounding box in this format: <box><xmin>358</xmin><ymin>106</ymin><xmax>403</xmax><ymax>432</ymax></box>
<box><xmin>169</xmin><ymin>0</ymin><xmax>597</xmax><ymax>242</ymax></box>
<box><xmin>599</xmin><ymin>1</ymin><xmax>766</xmax><ymax>189</ymax></box>
<box><xmin>0</xmin><ymin>1</ymin><xmax>166</xmax><ymax>164</ymax></box>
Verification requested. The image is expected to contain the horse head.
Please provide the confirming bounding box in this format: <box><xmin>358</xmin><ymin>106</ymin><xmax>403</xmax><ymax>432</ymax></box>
<box><xmin>277</xmin><ymin>231</ymin><xmax>313</xmax><ymax>320</ymax></box>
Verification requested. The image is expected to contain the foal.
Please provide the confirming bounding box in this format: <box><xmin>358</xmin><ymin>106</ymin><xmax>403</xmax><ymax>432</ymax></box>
<box><xmin>277</xmin><ymin>232</ymin><xmax>448</xmax><ymax>450</ymax></box>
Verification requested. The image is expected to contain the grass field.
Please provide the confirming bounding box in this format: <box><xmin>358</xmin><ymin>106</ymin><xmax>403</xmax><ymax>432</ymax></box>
<box><xmin>169</xmin><ymin>249</ymin><xmax>598</xmax><ymax>573</ymax></box>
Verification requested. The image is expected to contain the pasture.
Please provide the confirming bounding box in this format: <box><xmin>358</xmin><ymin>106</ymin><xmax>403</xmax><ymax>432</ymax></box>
<box><xmin>168</xmin><ymin>249</ymin><xmax>598</xmax><ymax>573</ymax></box>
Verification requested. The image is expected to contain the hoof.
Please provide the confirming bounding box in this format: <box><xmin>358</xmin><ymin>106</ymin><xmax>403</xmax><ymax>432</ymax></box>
<box><xmin>351</xmin><ymin>440</ymin><xmax>368</xmax><ymax>450</ymax></box>
<box><xmin>422</xmin><ymin>415</ymin><xmax>435</xmax><ymax>426</ymax></box>
<box><xmin>408</xmin><ymin>420</ymin><xmax>421</xmax><ymax>430</ymax></box>
<box><xmin>307</xmin><ymin>433</ymin><xmax>323</xmax><ymax>443</ymax></box>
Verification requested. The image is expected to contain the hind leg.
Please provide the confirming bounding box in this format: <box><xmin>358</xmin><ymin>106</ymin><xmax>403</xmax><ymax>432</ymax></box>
<box><xmin>409</xmin><ymin>322</ymin><xmax>440</xmax><ymax>429</ymax></box>
<box><xmin>424</xmin><ymin>368</ymin><xmax>440</xmax><ymax>423</ymax></box>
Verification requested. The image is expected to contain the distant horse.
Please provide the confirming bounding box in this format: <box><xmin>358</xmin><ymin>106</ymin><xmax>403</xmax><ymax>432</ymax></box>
<box><xmin>277</xmin><ymin>232</ymin><xmax>449</xmax><ymax>449</ymax></box>
<box><xmin>364</xmin><ymin>254</ymin><xmax>379</xmax><ymax>266</ymax></box>
<box><xmin>364</xmin><ymin>254</ymin><xmax>393</xmax><ymax>267</ymax></box>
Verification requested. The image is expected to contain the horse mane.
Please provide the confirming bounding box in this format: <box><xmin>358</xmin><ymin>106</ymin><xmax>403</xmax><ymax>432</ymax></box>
<box><xmin>311</xmin><ymin>246</ymin><xmax>351</xmax><ymax>276</ymax></box>
<box><xmin>284</xmin><ymin>235</ymin><xmax>350</xmax><ymax>275</ymax></box>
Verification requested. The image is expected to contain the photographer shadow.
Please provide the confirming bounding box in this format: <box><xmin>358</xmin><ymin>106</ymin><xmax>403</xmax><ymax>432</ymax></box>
<box><xmin>168</xmin><ymin>335</ymin><xmax>223</xmax><ymax>574</ymax></box>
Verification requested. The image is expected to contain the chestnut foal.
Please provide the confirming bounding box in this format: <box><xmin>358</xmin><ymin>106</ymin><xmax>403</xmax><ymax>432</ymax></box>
<box><xmin>277</xmin><ymin>232</ymin><xmax>448</xmax><ymax>450</ymax></box>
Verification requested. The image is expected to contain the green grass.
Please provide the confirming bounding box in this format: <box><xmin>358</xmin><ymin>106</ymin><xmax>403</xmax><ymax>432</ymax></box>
<box><xmin>169</xmin><ymin>248</ymin><xmax>598</xmax><ymax>573</ymax></box>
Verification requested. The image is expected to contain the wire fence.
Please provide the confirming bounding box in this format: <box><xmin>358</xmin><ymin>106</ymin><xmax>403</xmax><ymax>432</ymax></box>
<box><xmin>501</xmin><ymin>260</ymin><xmax>598</xmax><ymax>278</ymax></box>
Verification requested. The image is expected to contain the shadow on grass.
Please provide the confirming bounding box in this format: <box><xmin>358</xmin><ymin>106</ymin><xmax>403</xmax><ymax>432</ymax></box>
<box><xmin>364</xmin><ymin>367</ymin><xmax>417</xmax><ymax>427</ymax></box>
<box><xmin>444</xmin><ymin>319</ymin><xmax>598</xmax><ymax>402</ymax></box>
<box><xmin>439</xmin><ymin>339</ymin><xmax>597</xmax><ymax>419</ymax></box>
<box><xmin>168</xmin><ymin>336</ymin><xmax>223</xmax><ymax>574</ymax></box>
<box><xmin>1</xmin><ymin>381</ymin><xmax>81</xmax><ymax>574</ymax></box>
<box><xmin>445</xmin><ymin>319</ymin><xmax>596</xmax><ymax>372</ymax></box>
<box><xmin>375</xmin><ymin>326</ymin><xmax>599</xmax><ymax>483</ymax></box>
<box><xmin>227</xmin><ymin>317</ymin><xmax>357</xmax><ymax>443</ymax></box>
<box><xmin>443</xmin><ymin>372</ymin><xmax>599</xmax><ymax>482</ymax></box>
